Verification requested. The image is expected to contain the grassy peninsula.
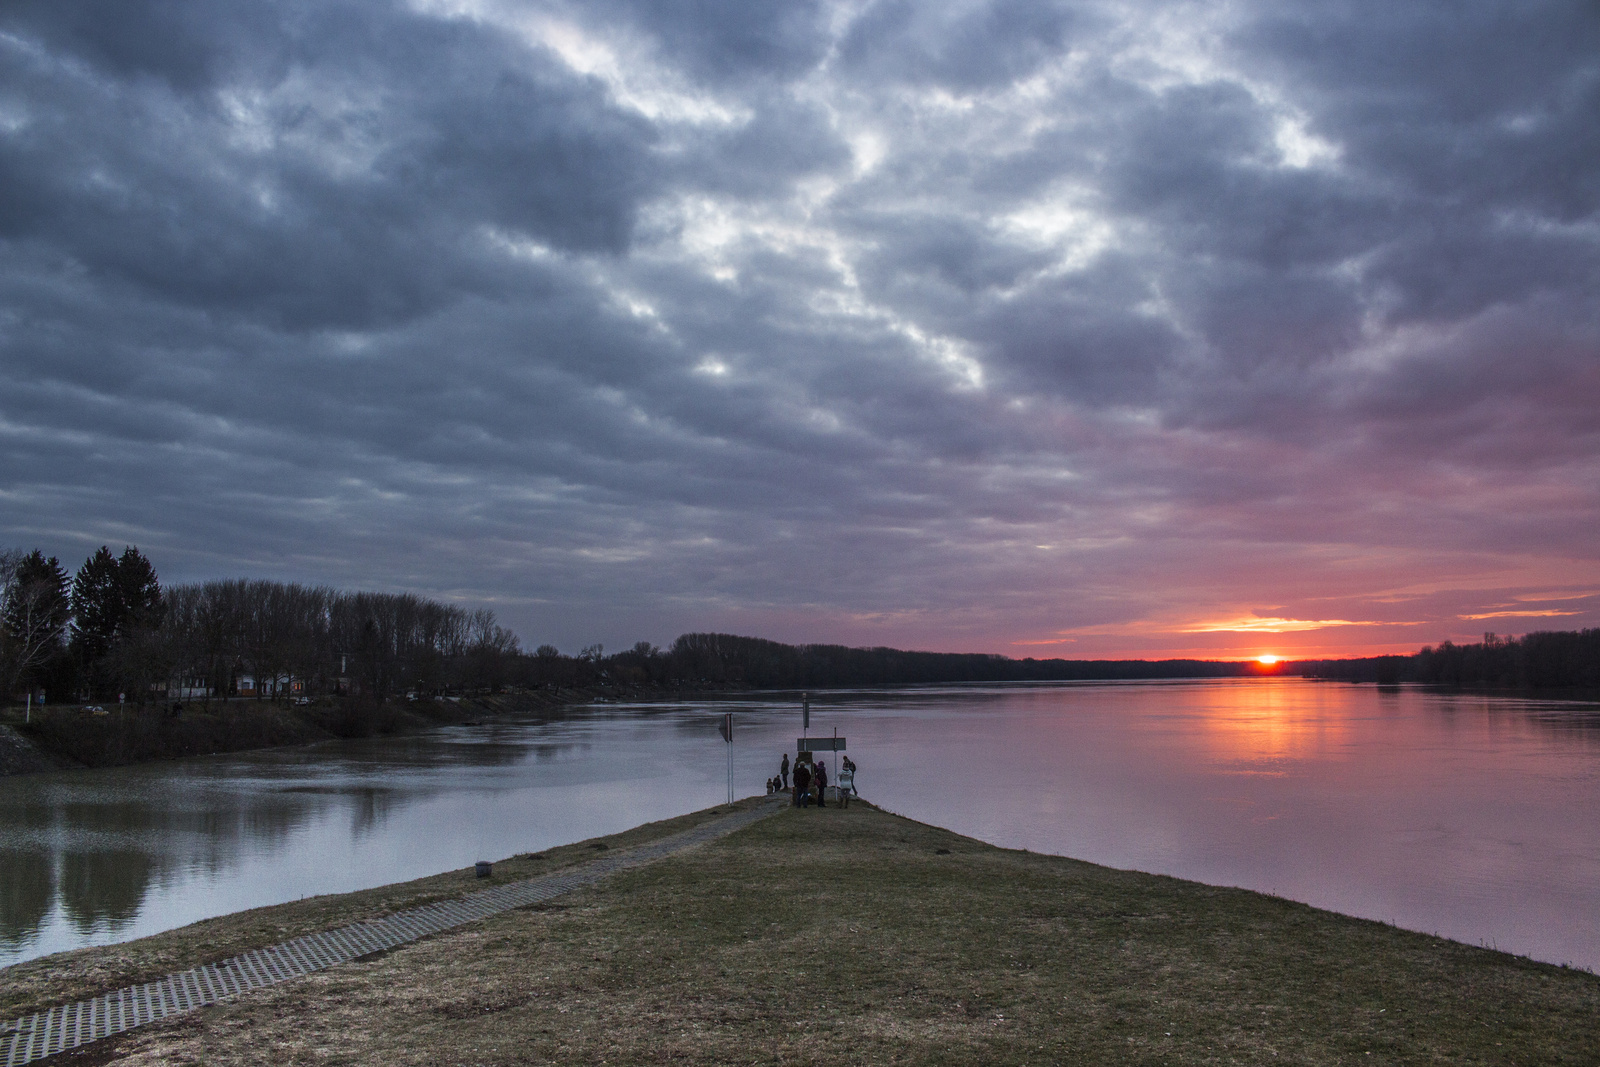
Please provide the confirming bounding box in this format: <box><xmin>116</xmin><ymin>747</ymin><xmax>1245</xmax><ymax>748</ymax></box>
<box><xmin>7</xmin><ymin>801</ymin><xmax>1597</xmax><ymax>1066</ymax></box>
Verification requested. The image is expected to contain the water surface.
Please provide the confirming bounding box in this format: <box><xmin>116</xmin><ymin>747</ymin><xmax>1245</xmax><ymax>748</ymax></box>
<box><xmin>2</xmin><ymin>679</ymin><xmax>1598</xmax><ymax>972</ymax></box>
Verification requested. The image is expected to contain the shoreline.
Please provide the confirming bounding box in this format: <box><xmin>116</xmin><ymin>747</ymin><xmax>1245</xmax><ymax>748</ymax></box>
<box><xmin>3</xmin><ymin>800</ymin><xmax>1596</xmax><ymax>1064</ymax></box>
<box><xmin>0</xmin><ymin>684</ymin><xmax>716</xmax><ymax>777</ymax></box>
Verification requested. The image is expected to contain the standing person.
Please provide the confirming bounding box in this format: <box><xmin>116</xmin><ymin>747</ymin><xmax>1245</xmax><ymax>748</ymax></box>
<box><xmin>814</xmin><ymin>758</ymin><xmax>828</xmax><ymax>807</ymax></box>
<box><xmin>780</xmin><ymin>752</ymin><xmax>790</xmax><ymax>790</ymax></box>
<box><xmin>793</xmin><ymin>758</ymin><xmax>812</xmax><ymax>807</ymax></box>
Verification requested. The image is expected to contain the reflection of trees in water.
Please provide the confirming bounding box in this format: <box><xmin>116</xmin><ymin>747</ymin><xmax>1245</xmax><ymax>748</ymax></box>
<box><xmin>349</xmin><ymin>786</ymin><xmax>396</xmax><ymax>837</ymax></box>
<box><xmin>0</xmin><ymin>718</ymin><xmax>635</xmax><ymax>951</ymax></box>
<box><xmin>0</xmin><ymin>784</ymin><xmax>329</xmax><ymax>946</ymax></box>
<box><xmin>55</xmin><ymin>800</ymin><xmax>169</xmax><ymax>934</ymax></box>
<box><xmin>235</xmin><ymin>795</ymin><xmax>317</xmax><ymax>847</ymax></box>
<box><xmin>1432</xmin><ymin>695</ymin><xmax>1600</xmax><ymax>750</ymax></box>
<box><xmin>342</xmin><ymin>732</ymin><xmax>552</xmax><ymax>770</ymax></box>
<box><xmin>0</xmin><ymin>850</ymin><xmax>52</xmax><ymax>950</ymax></box>
<box><xmin>446</xmin><ymin>740</ymin><xmax>545</xmax><ymax>767</ymax></box>
<box><xmin>378</xmin><ymin>721</ymin><xmax>593</xmax><ymax>769</ymax></box>
<box><xmin>178</xmin><ymin>792</ymin><xmax>318</xmax><ymax>876</ymax></box>
<box><xmin>528</xmin><ymin>742</ymin><xmax>581</xmax><ymax>763</ymax></box>
<box><xmin>518</xmin><ymin>704</ymin><xmax>618</xmax><ymax>727</ymax></box>
<box><xmin>59</xmin><ymin>850</ymin><xmax>153</xmax><ymax>934</ymax></box>
<box><xmin>0</xmin><ymin>794</ymin><xmax>53</xmax><ymax>845</ymax></box>
<box><xmin>1523</xmin><ymin>705</ymin><xmax>1600</xmax><ymax>747</ymax></box>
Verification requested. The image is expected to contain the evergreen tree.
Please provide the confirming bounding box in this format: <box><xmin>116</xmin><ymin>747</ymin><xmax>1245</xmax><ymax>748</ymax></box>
<box><xmin>70</xmin><ymin>546</ymin><xmax>166</xmax><ymax>700</ymax></box>
<box><xmin>116</xmin><ymin>546</ymin><xmax>165</xmax><ymax>631</ymax></box>
<box><xmin>70</xmin><ymin>547</ymin><xmax>122</xmax><ymax>664</ymax></box>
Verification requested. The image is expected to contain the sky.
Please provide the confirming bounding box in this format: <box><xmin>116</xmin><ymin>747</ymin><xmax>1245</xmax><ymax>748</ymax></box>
<box><xmin>1</xmin><ymin>0</ymin><xmax>1597</xmax><ymax>661</ymax></box>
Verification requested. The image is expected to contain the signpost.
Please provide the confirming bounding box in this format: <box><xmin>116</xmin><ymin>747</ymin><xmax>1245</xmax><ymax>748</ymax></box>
<box><xmin>797</xmin><ymin>735</ymin><xmax>847</xmax><ymax>802</ymax></box>
<box><xmin>717</xmin><ymin>712</ymin><xmax>733</xmax><ymax>804</ymax></box>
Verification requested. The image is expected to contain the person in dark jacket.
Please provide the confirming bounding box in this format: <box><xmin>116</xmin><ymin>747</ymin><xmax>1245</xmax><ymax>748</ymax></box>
<box><xmin>793</xmin><ymin>758</ymin><xmax>812</xmax><ymax>807</ymax></box>
<box><xmin>814</xmin><ymin>759</ymin><xmax>828</xmax><ymax>807</ymax></box>
<box><xmin>780</xmin><ymin>752</ymin><xmax>790</xmax><ymax>789</ymax></box>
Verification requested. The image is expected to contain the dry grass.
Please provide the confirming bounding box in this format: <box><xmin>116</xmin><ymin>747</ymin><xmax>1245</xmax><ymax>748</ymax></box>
<box><xmin>0</xmin><ymin>799</ymin><xmax>769</xmax><ymax>1021</ymax></box>
<box><xmin>21</xmin><ymin>800</ymin><xmax>1599</xmax><ymax>1065</ymax></box>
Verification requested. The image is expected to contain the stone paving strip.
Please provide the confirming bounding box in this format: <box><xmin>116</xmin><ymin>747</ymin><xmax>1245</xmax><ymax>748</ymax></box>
<box><xmin>1</xmin><ymin>798</ymin><xmax>783</xmax><ymax>1066</ymax></box>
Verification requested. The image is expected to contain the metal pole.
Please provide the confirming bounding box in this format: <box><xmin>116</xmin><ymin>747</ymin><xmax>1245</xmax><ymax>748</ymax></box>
<box><xmin>802</xmin><ymin>693</ymin><xmax>809</xmax><ymax>777</ymax></box>
<box><xmin>720</xmin><ymin>712</ymin><xmax>734</xmax><ymax>805</ymax></box>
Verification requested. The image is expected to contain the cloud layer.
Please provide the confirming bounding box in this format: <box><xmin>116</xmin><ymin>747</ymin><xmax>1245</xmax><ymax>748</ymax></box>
<box><xmin>2</xmin><ymin>0</ymin><xmax>1597</xmax><ymax>657</ymax></box>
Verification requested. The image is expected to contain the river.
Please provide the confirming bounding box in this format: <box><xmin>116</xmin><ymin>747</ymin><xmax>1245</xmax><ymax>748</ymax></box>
<box><xmin>2</xmin><ymin>678</ymin><xmax>1598</xmax><ymax>973</ymax></box>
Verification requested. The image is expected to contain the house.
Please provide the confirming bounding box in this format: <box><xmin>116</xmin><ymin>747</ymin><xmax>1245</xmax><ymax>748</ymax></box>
<box><xmin>166</xmin><ymin>677</ymin><xmax>212</xmax><ymax>700</ymax></box>
<box><xmin>233</xmin><ymin>674</ymin><xmax>305</xmax><ymax>698</ymax></box>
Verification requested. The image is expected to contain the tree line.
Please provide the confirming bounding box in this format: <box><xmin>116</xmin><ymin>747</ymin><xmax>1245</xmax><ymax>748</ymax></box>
<box><xmin>0</xmin><ymin>546</ymin><xmax>525</xmax><ymax>704</ymax></box>
<box><xmin>656</xmin><ymin>632</ymin><xmax>1261</xmax><ymax>688</ymax></box>
<box><xmin>1294</xmin><ymin>630</ymin><xmax>1600</xmax><ymax>690</ymax></box>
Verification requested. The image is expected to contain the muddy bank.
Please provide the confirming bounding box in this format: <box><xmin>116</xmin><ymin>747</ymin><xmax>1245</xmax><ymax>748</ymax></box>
<box><xmin>0</xmin><ymin>725</ymin><xmax>79</xmax><ymax>776</ymax></box>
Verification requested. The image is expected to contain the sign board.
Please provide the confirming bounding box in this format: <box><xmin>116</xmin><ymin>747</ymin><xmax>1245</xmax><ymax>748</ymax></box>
<box><xmin>797</xmin><ymin>737</ymin><xmax>845</xmax><ymax>752</ymax></box>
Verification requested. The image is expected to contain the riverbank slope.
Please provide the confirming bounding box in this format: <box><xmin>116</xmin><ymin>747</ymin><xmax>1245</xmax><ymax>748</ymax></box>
<box><xmin>5</xmin><ymin>800</ymin><xmax>1595</xmax><ymax>1065</ymax></box>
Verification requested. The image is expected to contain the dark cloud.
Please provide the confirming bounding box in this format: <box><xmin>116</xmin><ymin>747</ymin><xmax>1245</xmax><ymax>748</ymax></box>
<box><xmin>1247</xmin><ymin>1</ymin><xmax>1600</xmax><ymax>213</ymax></box>
<box><xmin>0</xmin><ymin>0</ymin><xmax>288</xmax><ymax>92</ymax></box>
<box><xmin>1</xmin><ymin>0</ymin><xmax>1596</xmax><ymax>656</ymax></box>
<box><xmin>0</xmin><ymin>1</ymin><xmax>657</xmax><ymax>333</ymax></box>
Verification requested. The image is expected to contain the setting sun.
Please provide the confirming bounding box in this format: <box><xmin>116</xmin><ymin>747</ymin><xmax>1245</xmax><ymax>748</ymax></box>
<box><xmin>1257</xmin><ymin>654</ymin><xmax>1280</xmax><ymax>665</ymax></box>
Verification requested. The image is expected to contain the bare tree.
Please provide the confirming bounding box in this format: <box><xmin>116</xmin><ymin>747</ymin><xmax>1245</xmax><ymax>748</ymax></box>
<box><xmin>2</xmin><ymin>550</ymin><xmax>72</xmax><ymax>700</ymax></box>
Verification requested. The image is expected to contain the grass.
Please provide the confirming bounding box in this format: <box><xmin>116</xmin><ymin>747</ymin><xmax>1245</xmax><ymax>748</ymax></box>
<box><xmin>11</xmin><ymin>800</ymin><xmax>1600</xmax><ymax>1065</ymax></box>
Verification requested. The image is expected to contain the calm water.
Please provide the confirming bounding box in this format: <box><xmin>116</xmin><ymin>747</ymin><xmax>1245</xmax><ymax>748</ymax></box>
<box><xmin>3</xmin><ymin>679</ymin><xmax>1599</xmax><ymax>972</ymax></box>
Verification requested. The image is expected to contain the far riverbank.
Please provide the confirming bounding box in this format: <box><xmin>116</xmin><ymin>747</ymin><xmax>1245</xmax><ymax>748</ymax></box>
<box><xmin>4</xmin><ymin>799</ymin><xmax>1597</xmax><ymax>1064</ymax></box>
<box><xmin>0</xmin><ymin>685</ymin><xmax>714</xmax><ymax>777</ymax></box>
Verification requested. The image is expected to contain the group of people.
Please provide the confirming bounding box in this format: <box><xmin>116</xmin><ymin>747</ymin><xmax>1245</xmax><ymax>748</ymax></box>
<box><xmin>767</xmin><ymin>752</ymin><xmax>858</xmax><ymax>808</ymax></box>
